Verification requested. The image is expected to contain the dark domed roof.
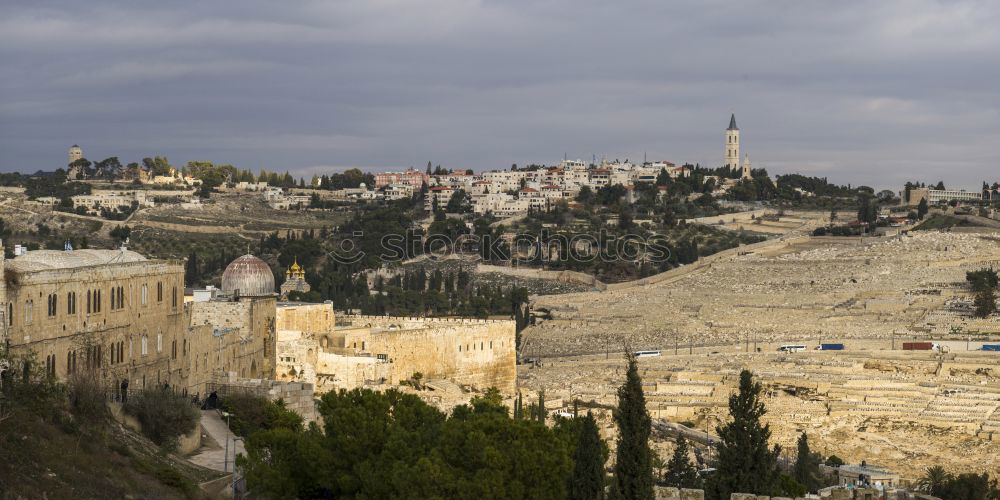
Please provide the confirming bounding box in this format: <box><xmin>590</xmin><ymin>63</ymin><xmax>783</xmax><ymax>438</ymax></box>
<box><xmin>221</xmin><ymin>254</ymin><xmax>275</xmax><ymax>297</ymax></box>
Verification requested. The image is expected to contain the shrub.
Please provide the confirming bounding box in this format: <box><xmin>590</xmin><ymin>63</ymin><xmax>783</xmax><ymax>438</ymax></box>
<box><xmin>67</xmin><ymin>372</ymin><xmax>108</xmax><ymax>424</ymax></box>
<box><xmin>221</xmin><ymin>393</ymin><xmax>303</xmax><ymax>438</ymax></box>
<box><xmin>124</xmin><ymin>388</ymin><xmax>198</xmax><ymax>450</ymax></box>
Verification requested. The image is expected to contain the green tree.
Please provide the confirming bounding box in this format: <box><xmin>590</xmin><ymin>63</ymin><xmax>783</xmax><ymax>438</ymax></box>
<box><xmin>937</xmin><ymin>472</ymin><xmax>999</xmax><ymax>500</ymax></box>
<box><xmin>655</xmin><ymin>168</ymin><xmax>670</xmax><ymax>186</ymax></box>
<box><xmin>792</xmin><ymin>433</ymin><xmax>821</xmax><ymax>492</ymax></box>
<box><xmin>239</xmin><ymin>388</ymin><xmax>574</xmax><ymax>499</ymax></box>
<box><xmin>568</xmin><ymin>412</ymin><xmax>606</xmax><ymax>500</ymax></box>
<box><xmin>974</xmin><ymin>286</ymin><xmax>997</xmax><ymax>318</ymax></box>
<box><xmin>184</xmin><ymin>251</ymin><xmax>200</xmax><ymax>287</ymax></box>
<box><xmin>917</xmin><ymin>197</ymin><xmax>929</xmax><ymax>219</ymax></box>
<box><xmin>711</xmin><ymin>370</ymin><xmax>780</xmax><ymax>499</ymax></box>
<box><xmin>919</xmin><ymin>465</ymin><xmax>950</xmax><ymax>497</ymax></box>
<box><xmin>609</xmin><ymin>353</ymin><xmax>654</xmax><ymax>500</ymax></box>
<box><xmin>663</xmin><ymin>436</ymin><xmax>699</xmax><ymax>489</ymax></box>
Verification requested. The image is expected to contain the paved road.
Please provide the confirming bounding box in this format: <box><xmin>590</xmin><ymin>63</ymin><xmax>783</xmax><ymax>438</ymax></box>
<box><xmin>188</xmin><ymin>410</ymin><xmax>245</xmax><ymax>473</ymax></box>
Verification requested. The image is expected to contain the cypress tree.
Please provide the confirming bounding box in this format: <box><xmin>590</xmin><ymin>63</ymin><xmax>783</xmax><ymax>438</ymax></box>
<box><xmin>663</xmin><ymin>436</ymin><xmax>699</xmax><ymax>489</ymax></box>
<box><xmin>712</xmin><ymin>370</ymin><xmax>780</xmax><ymax>499</ymax></box>
<box><xmin>610</xmin><ymin>353</ymin><xmax>654</xmax><ymax>500</ymax></box>
<box><xmin>793</xmin><ymin>432</ymin><xmax>821</xmax><ymax>492</ymax></box>
<box><xmin>568</xmin><ymin>412</ymin><xmax>606</xmax><ymax>500</ymax></box>
<box><xmin>537</xmin><ymin>389</ymin><xmax>546</xmax><ymax>422</ymax></box>
<box><xmin>917</xmin><ymin>197</ymin><xmax>929</xmax><ymax>219</ymax></box>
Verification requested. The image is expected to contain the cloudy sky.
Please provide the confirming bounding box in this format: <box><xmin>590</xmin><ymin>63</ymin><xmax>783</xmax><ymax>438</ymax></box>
<box><xmin>2</xmin><ymin>0</ymin><xmax>998</xmax><ymax>190</ymax></box>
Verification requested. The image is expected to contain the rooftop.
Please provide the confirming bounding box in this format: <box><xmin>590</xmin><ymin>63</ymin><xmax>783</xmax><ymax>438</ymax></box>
<box><xmin>836</xmin><ymin>464</ymin><xmax>897</xmax><ymax>477</ymax></box>
<box><xmin>6</xmin><ymin>249</ymin><xmax>148</xmax><ymax>273</ymax></box>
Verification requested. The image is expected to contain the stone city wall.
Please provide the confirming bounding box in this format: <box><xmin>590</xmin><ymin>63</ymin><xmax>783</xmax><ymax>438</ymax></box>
<box><xmin>209</xmin><ymin>375</ymin><xmax>318</xmax><ymax>423</ymax></box>
<box><xmin>187</xmin><ymin>297</ymin><xmax>277</xmax><ymax>385</ymax></box>
<box><xmin>341</xmin><ymin>315</ymin><xmax>517</xmax><ymax>394</ymax></box>
<box><xmin>276</xmin><ymin>302</ymin><xmax>335</xmax><ymax>335</ymax></box>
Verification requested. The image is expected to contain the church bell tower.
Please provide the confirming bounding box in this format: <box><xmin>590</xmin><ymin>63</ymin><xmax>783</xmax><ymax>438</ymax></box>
<box><xmin>725</xmin><ymin>114</ymin><xmax>739</xmax><ymax>170</ymax></box>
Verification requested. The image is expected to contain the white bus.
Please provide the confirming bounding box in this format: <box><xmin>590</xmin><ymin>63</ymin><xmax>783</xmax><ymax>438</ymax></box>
<box><xmin>634</xmin><ymin>350</ymin><xmax>661</xmax><ymax>358</ymax></box>
<box><xmin>777</xmin><ymin>345</ymin><xmax>807</xmax><ymax>353</ymax></box>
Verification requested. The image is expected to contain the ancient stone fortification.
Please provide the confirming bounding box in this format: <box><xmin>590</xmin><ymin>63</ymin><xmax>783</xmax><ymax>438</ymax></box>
<box><xmin>342</xmin><ymin>315</ymin><xmax>517</xmax><ymax>393</ymax></box>
<box><xmin>273</xmin><ymin>304</ymin><xmax>517</xmax><ymax>396</ymax></box>
<box><xmin>187</xmin><ymin>296</ymin><xmax>277</xmax><ymax>389</ymax></box>
<box><xmin>207</xmin><ymin>373</ymin><xmax>318</xmax><ymax>423</ymax></box>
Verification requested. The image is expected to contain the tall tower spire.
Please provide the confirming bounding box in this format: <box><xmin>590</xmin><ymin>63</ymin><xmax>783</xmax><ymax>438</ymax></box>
<box><xmin>725</xmin><ymin>114</ymin><xmax>740</xmax><ymax>170</ymax></box>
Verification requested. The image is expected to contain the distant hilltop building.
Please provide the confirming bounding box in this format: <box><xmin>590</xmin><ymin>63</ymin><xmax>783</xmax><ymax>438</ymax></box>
<box><xmin>279</xmin><ymin>259</ymin><xmax>311</xmax><ymax>299</ymax></box>
<box><xmin>68</xmin><ymin>144</ymin><xmax>83</xmax><ymax>164</ymax></box>
<box><xmin>724</xmin><ymin>114</ymin><xmax>753</xmax><ymax>180</ymax></box>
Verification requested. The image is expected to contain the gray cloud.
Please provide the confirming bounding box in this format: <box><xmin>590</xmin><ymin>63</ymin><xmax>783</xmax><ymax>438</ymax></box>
<box><xmin>1</xmin><ymin>0</ymin><xmax>998</xmax><ymax>189</ymax></box>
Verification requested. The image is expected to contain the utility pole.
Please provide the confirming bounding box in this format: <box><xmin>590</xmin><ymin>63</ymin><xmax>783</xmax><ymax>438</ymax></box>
<box><xmin>232</xmin><ymin>437</ymin><xmax>244</xmax><ymax>498</ymax></box>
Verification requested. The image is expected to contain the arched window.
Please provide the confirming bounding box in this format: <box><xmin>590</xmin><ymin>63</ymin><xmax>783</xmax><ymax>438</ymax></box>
<box><xmin>171</xmin><ymin>287</ymin><xmax>178</xmax><ymax>309</ymax></box>
<box><xmin>86</xmin><ymin>290</ymin><xmax>91</xmax><ymax>314</ymax></box>
<box><xmin>141</xmin><ymin>336</ymin><xmax>147</xmax><ymax>356</ymax></box>
<box><xmin>24</xmin><ymin>300</ymin><xmax>33</xmax><ymax>325</ymax></box>
<box><xmin>110</xmin><ymin>287</ymin><xmax>116</xmax><ymax>310</ymax></box>
<box><xmin>141</xmin><ymin>284</ymin><xmax>148</xmax><ymax>305</ymax></box>
<box><xmin>157</xmin><ymin>282</ymin><xmax>163</xmax><ymax>302</ymax></box>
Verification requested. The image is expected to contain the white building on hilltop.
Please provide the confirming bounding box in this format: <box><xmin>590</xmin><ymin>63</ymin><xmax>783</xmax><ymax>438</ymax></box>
<box><xmin>68</xmin><ymin>144</ymin><xmax>83</xmax><ymax>164</ymax></box>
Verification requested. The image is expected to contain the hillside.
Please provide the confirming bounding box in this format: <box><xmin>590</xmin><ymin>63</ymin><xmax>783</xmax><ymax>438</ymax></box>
<box><xmin>0</xmin><ymin>414</ymin><xmax>221</xmax><ymax>499</ymax></box>
<box><xmin>0</xmin><ymin>373</ymin><xmax>222</xmax><ymax>499</ymax></box>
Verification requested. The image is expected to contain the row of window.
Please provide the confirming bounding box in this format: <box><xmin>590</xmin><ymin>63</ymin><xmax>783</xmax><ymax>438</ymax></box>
<box><xmin>42</xmin><ymin>335</ymin><xmax>172</xmax><ymax>377</ymax></box>
<box><xmin>10</xmin><ymin>282</ymin><xmax>178</xmax><ymax>327</ymax></box>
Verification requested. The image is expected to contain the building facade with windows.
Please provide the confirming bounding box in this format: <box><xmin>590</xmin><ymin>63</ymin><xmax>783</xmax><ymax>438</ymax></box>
<box><xmin>2</xmin><ymin>247</ymin><xmax>186</xmax><ymax>392</ymax></box>
<box><xmin>1</xmin><ymin>247</ymin><xmax>280</xmax><ymax>398</ymax></box>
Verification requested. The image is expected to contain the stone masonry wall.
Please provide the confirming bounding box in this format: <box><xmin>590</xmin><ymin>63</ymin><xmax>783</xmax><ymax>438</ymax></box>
<box><xmin>342</xmin><ymin>315</ymin><xmax>517</xmax><ymax>394</ymax></box>
<box><xmin>276</xmin><ymin>302</ymin><xmax>335</xmax><ymax>334</ymax></box>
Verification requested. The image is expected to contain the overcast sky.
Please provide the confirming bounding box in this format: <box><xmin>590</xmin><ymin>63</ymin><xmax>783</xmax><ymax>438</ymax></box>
<box><xmin>2</xmin><ymin>0</ymin><xmax>998</xmax><ymax>190</ymax></box>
